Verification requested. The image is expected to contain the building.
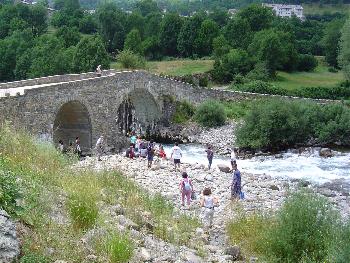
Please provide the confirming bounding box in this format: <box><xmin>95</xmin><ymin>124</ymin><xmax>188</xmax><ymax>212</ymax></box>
<box><xmin>263</xmin><ymin>3</ymin><xmax>304</xmax><ymax>20</ymax></box>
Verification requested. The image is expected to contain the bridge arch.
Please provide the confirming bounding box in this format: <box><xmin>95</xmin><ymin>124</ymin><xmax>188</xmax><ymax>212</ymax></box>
<box><xmin>53</xmin><ymin>100</ymin><xmax>92</xmax><ymax>152</ymax></box>
<box><xmin>116</xmin><ymin>88</ymin><xmax>162</xmax><ymax>136</ymax></box>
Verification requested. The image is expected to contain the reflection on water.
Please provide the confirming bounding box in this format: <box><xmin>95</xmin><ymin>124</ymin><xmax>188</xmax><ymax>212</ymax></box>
<box><xmin>163</xmin><ymin>144</ymin><xmax>350</xmax><ymax>183</ymax></box>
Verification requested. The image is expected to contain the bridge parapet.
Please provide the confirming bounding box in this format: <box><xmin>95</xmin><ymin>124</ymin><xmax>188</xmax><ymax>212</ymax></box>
<box><xmin>0</xmin><ymin>69</ymin><xmax>117</xmax><ymax>90</ymax></box>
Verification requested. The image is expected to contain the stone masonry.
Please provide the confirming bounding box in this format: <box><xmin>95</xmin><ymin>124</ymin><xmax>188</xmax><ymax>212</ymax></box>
<box><xmin>0</xmin><ymin>70</ymin><xmax>336</xmax><ymax>153</ymax></box>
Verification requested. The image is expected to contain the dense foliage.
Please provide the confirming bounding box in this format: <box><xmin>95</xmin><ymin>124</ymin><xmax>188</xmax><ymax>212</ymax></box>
<box><xmin>236</xmin><ymin>99</ymin><xmax>350</xmax><ymax>149</ymax></box>
<box><xmin>194</xmin><ymin>100</ymin><xmax>226</xmax><ymax>127</ymax></box>
<box><xmin>0</xmin><ymin>0</ymin><xmax>345</xmax><ymax>82</ymax></box>
<box><xmin>231</xmin><ymin>80</ymin><xmax>350</xmax><ymax>100</ymax></box>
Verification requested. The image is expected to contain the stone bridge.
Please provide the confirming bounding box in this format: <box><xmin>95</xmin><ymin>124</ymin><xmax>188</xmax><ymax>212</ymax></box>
<box><xmin>0</xmin><ymin>70</ymin><xmax>335</xmax><ymax>153</ymax></box>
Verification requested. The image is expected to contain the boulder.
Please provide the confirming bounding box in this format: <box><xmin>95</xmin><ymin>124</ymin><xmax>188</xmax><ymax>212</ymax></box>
<box><xmin>136</xmin><ymin>247</ymin><xmax>152</xmax><ymax>262</ymax></box>
<box><xmin>217</xmin><ymin>164</ymin><xmax>231</xmax><ymax>173</ymax></box>
<box><xmin>184</xmin><ymin>251</ymin><xmax>202</xmax><ymax>263</ymax></box>
<box><xmin>0</xmin><ymin>210</ymin><xmax>20</xmax><ymax>263</ymax></box>
<box><xmin>205</xmin><ymin>174</ymin><xmax>213</xmax><ymax>182</ymax></box>
<box><xmin>269</xmin><ymin>185</ymin><xmax>279</xmax><ymax>191</ymax></box>
<box><xmin>224</xmin><ymin>245</ymin><xmax>242</xmax><ymax>261</ymax></box>
<box><xmin>319</xmin><ymin>148</ymin><xmax>333</xmax><ymax>158</ymax></box>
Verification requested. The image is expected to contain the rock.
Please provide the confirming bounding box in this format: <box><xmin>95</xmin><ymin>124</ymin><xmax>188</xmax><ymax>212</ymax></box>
<box><xmin>319</xmin><ymin>148</ymin><xmax>333</xmax><ymax>158</ymax></box>
<box><xmin>274</xmin><ymin>154</ymin><xmax>283</xmax><ymax>159</ymax></box>
<box><xmin>0</xmin><ymin>210</ymin><xmax>20</xmax><ymax>263</ymax></box>
<box><xmin>269</xmin><ymin>185</ymin><xmax>279</xmax><ymax>191</ymax></box>
<box><xmin>318</xmin><ymin>188</ymin><xmax>336</xmax><ymax>197</ymax></box>
<box><xmin>184</xmin><ymin>251</ymin><xmax>202</xmax><ymax>263</ymax></box>
<box><xmin>224</xmin><ymin>245</ymin><xmax>242</xmax><ymax>261</ymax></box>
<box><xmin>136</xmin><ymin>247</ymin><xmax>152</xmax><ymax>261</ymax></box>
<box><xmin>217</xmin><ymin>164</ymin><xmax>231</xmax><ymax>173</ymax></box>
<box><xmin>86</xmin><ymin>254</ymin><xmax>97</xmax><ymax>261</ymax></box>
<box><xmin>250</xmin><ymin>257</ymin><xmax>259</xmax><ymax>263</ymax></box>
<box><xmin>205</xmin><ymin>174</ymin><xmax>213</xmax><ymax>182</ymax></box>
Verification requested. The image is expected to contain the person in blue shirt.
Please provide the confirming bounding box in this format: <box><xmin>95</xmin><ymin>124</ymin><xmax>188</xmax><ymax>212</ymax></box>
<box><xmin>231</xmin><ymin>164</ymin><xmax>241</xmax><ymax>200</ymax></box>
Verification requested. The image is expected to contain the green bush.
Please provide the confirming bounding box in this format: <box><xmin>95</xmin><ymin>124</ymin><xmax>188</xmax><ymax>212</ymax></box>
<box><xmin>297</xmin><ymin>54</ymin><xmax>318</xmax><ymax>72</ymax></box>
<box><xmin>0</xmin><ymin>159</ymin><xmax>21</xmax><ymax>215</ymax></box>
<box><xmin>263</xmin><ymin>191</ymin><xmax>339</xmax><ymax>262</ymax></box>
<box><xmin>198</xmin><ymin>75</ymin><xmax>209</xmax><ymax>87</ymax></box>
<box><xmin>194</xmin><ymin>100</ymin><xmax>226</xmax><ymax>127</ymax></box>
<box><xmin>105</xmin><ymin>233</ymin><xmax>134</xmax><ymax>263</ymax></box>
<box><xmin>222</xmin><ymin>100</ymin><xmax>254</xmax><ymax>120</ymax></box>
<box><xmin>172</xmin><ymin>100</ymin><xmax>195</xmax><ymax>124</ymax></box>
<box><xmin>116</xmin><ymin>49</ymin><xmax>146</xmax><ymax>69</ymax></box>
<box><xmin>67</xmin><ymin>193</ymin><xmax>98</xmax><ymax>230</ymax></box>
<box><xmin>236</xmin><ymin>99</ymin><xmax>350</xmax><ymax>149</ymax></box>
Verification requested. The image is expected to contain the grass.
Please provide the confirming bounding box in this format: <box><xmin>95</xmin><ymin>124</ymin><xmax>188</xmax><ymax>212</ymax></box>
<box><xmin>111</xmin><ymin>59</ymin><xmax>214</xmax><ymax>76</ymax></box>
<box><xmin>272</xmin><ymin>57</ymin><xmax>344</xmax><ymax>91</ymax></box>
<box><xmin>0</xmin><ymin>124</ymin><xmax>203</xmax><ymax>261</ymax></box>
<box><xmin>303</xmin><ymin>3</ymin><xmax>350</xmax><ymax>15</ymax></box>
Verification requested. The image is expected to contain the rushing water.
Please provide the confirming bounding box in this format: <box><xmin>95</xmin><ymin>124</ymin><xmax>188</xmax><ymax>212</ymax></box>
<box><xmin>163</xmin><ymin>144</ymin><xmax>350</xmax><ymax>184</ymax></box>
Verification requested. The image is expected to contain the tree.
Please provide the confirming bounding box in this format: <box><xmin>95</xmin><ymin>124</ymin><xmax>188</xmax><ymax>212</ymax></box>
<box><xmin>144</xmin><ymin>12</ymin><xmax>162</xmax><ymax>38</ymax></box>
<box><xmin>124</xmin><ymin>29</ymin><xmax>142</xmax><ymax>54</ymax></box>
<box><xmin>159</xmin><ymin>13</ymin><xmax>183</xmax><ymax>56</ymax></box>
<box><xmin>238</xmin><ymin>4</ymin><xmax>274</xmax><ymax>32</ymax></box>
<box><xmin>195</xmin><ymin>19</ymin><xmax>219</xmax><ymax>56</ymax></box>
<box><xmin>177</xmin><ymin>14</ymin><xmax>204</xmax><ymax>57</ymax></box>
<box><xmin>73</xmin><ymin>35</ymin><xmax>109</xmax><ymax>72</ymax></box>
<box><xmin>338</xmin><ymin>18</ymin><xmax>350</xmax><ymax>80</ymax></box>
<box><xmin>322</xmin><ymin>19</ymin><xmax>344</xmax><ymax>68</ymax></box>
<box><xmin>134</xmin><ymin>0</ymin><xmax>160</xmax><ymax>16</ymax></box>
<box><xmin>212</xmin><ymin>35</ymin><xmax>230</xmax><ymax>58</ymax></box>
<box><xmin>142</xmin><ymin>36</ymin><xmax>162</xmax><ymax>60</ymax></box>
<box><xmin>96</xmin><ymin>2</ymin><xmax>127</xmax><ymax>52</ymax></box>
<box><xmin>212</xmin><ymin>48</ymin><xmax>252</xmax><ymax>83</ymax></box>
<box><xmin>249</xmin><ymin>29</ymin><xmax>287</xmax><ymax>77</ymax></box>
<box><xmin>55</xmin><ymin>26</ymin><xmax>81</xmax><ymax>47</ymax></box>
<box><xmin>224</xmin><ymin>16</ymin><xmax>252</xmax><ymax>49</ymax></box>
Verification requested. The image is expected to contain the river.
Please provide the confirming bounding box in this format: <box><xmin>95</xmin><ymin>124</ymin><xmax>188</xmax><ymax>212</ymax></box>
<box><xmin>163</xmin><ymin>144</ymin><xmax>350</xmax><ymax>184</ymax></box>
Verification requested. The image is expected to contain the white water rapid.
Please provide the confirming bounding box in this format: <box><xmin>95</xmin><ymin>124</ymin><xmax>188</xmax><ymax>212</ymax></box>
<box><xmin>163</xmin><ymin>144</ymin><xmax>350</xmax><ymax>184</ymax></box>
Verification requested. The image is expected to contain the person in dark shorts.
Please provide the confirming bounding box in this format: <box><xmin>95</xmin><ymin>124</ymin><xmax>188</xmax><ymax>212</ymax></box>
<box><xmin>171</xmin><ymin>142</ymin><xmax>182</xmax><ymax>171</ymax></box>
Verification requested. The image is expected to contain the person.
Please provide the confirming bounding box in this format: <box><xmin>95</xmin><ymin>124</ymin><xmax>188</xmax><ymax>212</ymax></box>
<box><xmin>200</xmin><ymin>187</ymin><xmax>218</xmax><ymax>228</ymax></box>
<box><xmin>147</xmin><ymin>141</ymin><xmax>155</xmax><ymax>168</ymax></box>
<box><xmin>158</xmin><ymin>145</ymin><xmax>166</xmax><ymax>159</ymax></box>
<box><xmin>96</xmin><ymin>135</ymin><xmax>104</xmax><ymax>161</ymax></box>
<box><xmin>130</xmin><ymin>133</ymin><xmax>137</xmax><ymax>148</ymax></box>
<box><xmin>231</xmin><ymin>164</ymin><xmax>242</xmax><ymax>200</ymax></box>
<box><xmin>171</xmin><ymin>142</ymin><xmax>182</xmax><ymax>171</ymax></box>
<box><xmin>67</xmin><ymin>142</ymin><xmax>74</xmax><ymax>155</ymax></box>
<box><xmin>136</xmin><ymin>136</ymin><xmax>142</xmax><ymax>152</ymax></box>
<box><xmin>128</xmin><ymin>145</ymin><xmax>135</xmax><ymax>159</ymax></box>
<box><xmin>96</xmin><ymin>65</ymin><xmax>102</xmax><ymax>77</ymax></box>
<box><xmin>140</xmin><ymin>144</ymin><xmax>148</xmax><ymax>158</ymax></box>
<box><xmin>179</xmin><ymin>172</ymin><xmax>194</xmax><ymax>206</ymax></box>
<box><xmin>230</xmin><ymin>148</ymin><xmax>237</xmax><ymax>170</ymax></box>
<box><xmin>58</xmin><ymin>140</ymin><xmax>64</xmax><ymax>153</ymax></box>
<box><xmin>205</xmin><ymin>146</ymin><xmax>214</xmax><ymax>170</ymax></box>
<box><xmin>75</xmin><ymin>137</ymin><xmax>82</xmax><ymax>157</ymax></box>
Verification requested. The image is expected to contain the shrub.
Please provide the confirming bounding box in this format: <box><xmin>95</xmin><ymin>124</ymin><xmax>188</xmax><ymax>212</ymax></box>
<box><xmin>236</xmin><ymin>99</ymin><xmax>350</xmax><ymax>149</ymax></box>
<box><xmin>297</xmin><ymin>54</ymin><xmax>318</xmax><ymax>71</ymax></box>
<box><xmin>198</xmin><ymin>75</ymin><xmax>209</xmax><ymax>87</ymax></box>
<box><xmin>116</xmin><ymin>49</ymin><xmax>146</xmax><ymax>69</ymax></box>
<box><xmin>222</xmin><ymin>100</ymin><xmax>254</xmax><ymax>120</ymax></box>
<box><xmin>172</xmin><ymin>100</ymin><xmax>195</xmax><ymax>124</ymax></box>
<box><xmin>194</xmin><ymin>100</ymin><xmax>226</xmax><ymax>127</ymax></box>
<box><xmin>328</xmin><ymin>67</ymin><xmax>338</xmax><ymax>73</ymax></box>
<box><xmin>263</xmin><ymin>190</ymin><xmax>339</xmax><ymax>262</ymax></box>
<box><xmin>0</xmin><ymin>159</ymin><xmax>21</xmax><ymax>215</ymax></box>
<box><xmin>67</xmin><ymin>192</ymin><xmax>98</xmax><ymax>230</ymax></box>
<box><xmin>105</xmin><ymin>233</ymin><xmax>134</xmax><ymax>263</ymax></box>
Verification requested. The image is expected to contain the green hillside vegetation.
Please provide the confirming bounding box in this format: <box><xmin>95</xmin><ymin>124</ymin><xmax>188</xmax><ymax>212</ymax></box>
<box><xmin>0</xmin><ymin>125</ymin><xmax>202</xmax><ymax>261</ymax></box>
<box><xmin>272</xmin><ymin>57</ymin><xmax>344</xmax><ymax>90</ymax></box>
<box><xmin>303</xmin><ymin>3</ymin><xmax>350</xmax><ymax>15</ymax></box>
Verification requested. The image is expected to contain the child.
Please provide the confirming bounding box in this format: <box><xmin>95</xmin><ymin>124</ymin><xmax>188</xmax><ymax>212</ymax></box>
<box><xmin>179</xmin><ymin>172</ymin><xmax>194</xmax><ymax>206</ymax></box>
<box><xmin>158</xmin><ymin>145</ymin><xmax>166</xmax><ymax>159</ymax></box>
<box><xmin>200</xmin><ymin>187</ymin><xmax>218</xmax><ymax>228</ymax></box>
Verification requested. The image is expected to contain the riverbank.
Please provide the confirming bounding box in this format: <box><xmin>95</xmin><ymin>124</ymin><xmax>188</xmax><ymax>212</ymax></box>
<box><xmin>76</xmin><ymin>153</ymin><xmax>350</xmax><ymax>262</ymax></box>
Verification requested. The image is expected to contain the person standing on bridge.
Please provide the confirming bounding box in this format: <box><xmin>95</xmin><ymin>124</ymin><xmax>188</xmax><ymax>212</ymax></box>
<box><xmin>96</xmin><ymin>65</ymin><xmax>102</xmax><ymax>77</ymax></box>
<box><xmin>96</xmin><ymin>135</ymin><xmax>104</xmax><ymax>161</ymax></box>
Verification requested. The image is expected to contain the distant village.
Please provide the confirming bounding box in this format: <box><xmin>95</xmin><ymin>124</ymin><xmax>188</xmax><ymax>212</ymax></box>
<box><xmin>17</xmin><ymin>0</ymin><xmax>305</xmax><ymax>21</ymax></box>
